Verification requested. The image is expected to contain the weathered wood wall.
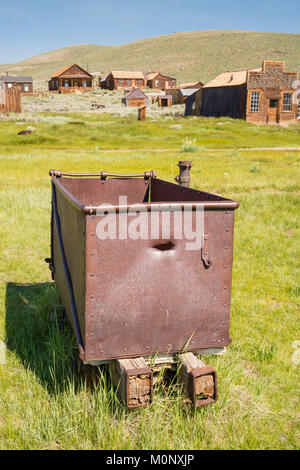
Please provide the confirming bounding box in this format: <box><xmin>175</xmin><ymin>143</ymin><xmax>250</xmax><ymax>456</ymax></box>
<box><xmin>59</xmin><ymin>86</ymin><xmax>92</xmax><ymax>94</ymax></box>
<box><xmin>123</xmin><ymin>97</ymin><xmax>147</xmax><ymax>107</ymax></box>
<box><xmin>200</xmin><ymin>85</ymin><xmax>247</xmax><ymax>119</ymax></box>
<box><xmin>148</xmin><ymin>74</ymin><xmax>177</xmax><ymax>90</ymax></box>
<box><xmin>165</xmin><ymin>88</ymin><xmax>180</xmax><ymax>103</ymax></box>
<box><xmin>49</xmin><ymin>78</ymin><xmax>93</xmax><ymax>91</ymax></box>
<box><xmin>138</xmin><ymin>105</ymin><xmax>146</xmax><ymax>121</ymax></box>
<box><xmin>0</xmin><ymin>86</ymin><xmax>22</xmax><ymax>113</ymax></box>
<box><xmin>158</xmin><ymin>96</ymin><xmax>173</xmax><ymax>107</ymax></box>
<box><xmin>185</xmin><ymin>92</ymin><xmax>197</xmax><ymax>116</ymax></box>
<box><xmin>4</xmin><ymin>82</ymin><xmax>33</xmax><ymax>94</ymax></box>
<box><xmin>102</xmin><ymin>74</ymin><xmax>145</xmax><ymax>90</ymax></box>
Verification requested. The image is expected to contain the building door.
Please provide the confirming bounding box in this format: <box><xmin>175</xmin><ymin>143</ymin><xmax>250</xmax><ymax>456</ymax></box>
<box><xmin>268</xmin><ymin>98</ymin><xmax>279</xmax><ymax>123</ymax></box>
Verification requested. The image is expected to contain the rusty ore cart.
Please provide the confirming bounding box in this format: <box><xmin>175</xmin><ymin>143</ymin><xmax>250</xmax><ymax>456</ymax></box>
<box><xmin>46</xmin><ymin>162</ymin><xmax>239</xmax><ymax>408</ymax></box>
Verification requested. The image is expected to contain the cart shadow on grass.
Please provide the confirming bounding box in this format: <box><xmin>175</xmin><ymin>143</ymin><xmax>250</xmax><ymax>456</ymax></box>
<box><xmin>5</xmin><ymin>281</ymin><xmax>115</xmax><ymax>399</ymax></box>
<box><xmin>5</xmin><ymin>282</ymin><xmax>208</xmax><ymax>412</ymax></box>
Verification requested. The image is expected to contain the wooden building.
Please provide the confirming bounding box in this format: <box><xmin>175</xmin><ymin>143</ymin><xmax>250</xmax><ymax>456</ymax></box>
<box><xmin>145</xmin><ymin>72</ymin><xmax>177</xmax><ymax>90</ymax></box>
<box><xmin>138</xmin><ymin>105</ymin><xmax>147</xmax><ymax>121</ymax></box>
<box><xmin>48</xmin><ymin>64</ymin><xmax>93</xmax><ymax>93</ymax></box>
<box><xmin>163</xmin><ymin>88</ymin><xmax>179</xmax><ymax>103</ymax></box>
<box><xmin>101</xmin><ymin>71</ymin><xmax>145</xmax><ymax>90</ymax></box>
<box><xmin>200</xmin><ymin>61</ymin><xmax>298</xmax><ymax>124</ymax></box>
<box><xmin>122</xmin><ymin>88</ymin><xmax>148</xmax><ymax>107</ymax></box>
<box><xmin>179</xmin><ymin>81</ymin><xmax>203</xmax><ymax>89</ymax></box>
<box><xmin>187</xmin><ymin>88</ymin><xmax>202</xmax><ymax>116</ymax></box>
<box><xmin>0</xmin><ymin>85</ymin><xmax>22</xmax><ymax>113</ymax></box>
<box><xmin>158</xmin><ymin>95</ymin><xmax>173</xmax><ymax>107</ymax></box>
<box><xmin>177</xmin><ymin>88</ymin><xmax>199</xmax><ymax>104</ymax></box>
<box><xmin>99</xmin><ymin>73</ymin><xmax>108</xmax><ymax>87</ymax></box>
<box><xmin>184</xmin><ymin>89</ymin><xmax>200</xmax><ymax>116</ymax></box>
<box><xmin>1</xmin><ymin>75</ymin><xmax>33</xmax><ymax>94</ymax></box>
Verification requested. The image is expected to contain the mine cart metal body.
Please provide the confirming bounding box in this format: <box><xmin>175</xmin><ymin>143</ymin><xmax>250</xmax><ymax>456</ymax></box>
<box><xmin>48</xmin><ymin>168</ymin><xmax>239</xmax><ymax>367</ymax></box>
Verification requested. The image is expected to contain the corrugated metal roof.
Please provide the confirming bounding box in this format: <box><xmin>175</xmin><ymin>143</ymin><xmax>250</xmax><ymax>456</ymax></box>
<box><xmin>179</xmin><ymin>88</ymin><xmax>199</xmax><ymax>96</ymax></box>
<box><xmin>203</xmin><ymin>68</ymin><xmax>261</xmax><ymax>88</ymax></box>
<box><xmin>111</xmin><ymin>71</ymin><xmax>145</xmax><ymax>79</ymax></box>
<box><xmin>100</xmin><ymin>73</ymin><xmax>109</xmax><ymax>82</ymax></box>
<box><xmin>1</xmin><ymin>75</ymin><xmax>33</xmax><ymax>83</ymax></box>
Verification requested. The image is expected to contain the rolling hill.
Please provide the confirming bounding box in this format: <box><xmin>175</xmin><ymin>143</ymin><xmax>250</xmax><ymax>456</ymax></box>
<box><xmin>1</xmin><ymin>30</ymin><xmax>300</xmax><ymax>84</ymax></box>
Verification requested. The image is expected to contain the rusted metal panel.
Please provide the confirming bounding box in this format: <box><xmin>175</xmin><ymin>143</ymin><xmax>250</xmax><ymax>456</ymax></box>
<box><xmin>151</xmin><ymin>177</ymin><xmax>237</xmax><ymax>206</ymax></box>
<box><xmin>51</xmin><ymin>183</ymin><xmax>86</xmax><ymax>353</ymax></box>
<box><xmin>53</xmin><ymin>175</ymin><xmax>150</xmax><ymax>207</ymax></box>
<box><xmin>84</xmin><ymin>208</ymin><xmax>235</xmax><ymax>362</ymax></box>
<box><xmin>48</xmin><ymin>169</ymin><xmax>238</xmax><ymax>364</ymax></box>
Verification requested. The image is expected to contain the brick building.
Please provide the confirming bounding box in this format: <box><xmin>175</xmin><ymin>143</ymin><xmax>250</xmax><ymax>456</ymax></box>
<box><xmin>199</xmin><ymin>61</ymin><xmax>298</xmax><ymax>124</ymax></box>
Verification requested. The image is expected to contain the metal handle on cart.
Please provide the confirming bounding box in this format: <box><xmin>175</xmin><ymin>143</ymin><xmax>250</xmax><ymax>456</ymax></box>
<box><xmin>49</xmin><ymin>169</ymin><xmax>157</xmax><ymax>179</ymax></box>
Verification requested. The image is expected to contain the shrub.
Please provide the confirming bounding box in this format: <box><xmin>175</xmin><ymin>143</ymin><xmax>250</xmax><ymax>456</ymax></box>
<box><xmin>181</xmin><ymin>137</ymin><xmax>198</xmax><ymax>152</ymax></box>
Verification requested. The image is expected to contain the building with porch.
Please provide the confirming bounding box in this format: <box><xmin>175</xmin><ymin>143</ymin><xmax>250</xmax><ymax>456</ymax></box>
<box><xmin>48</xmin><ymin>64</ymin><xmax>93</xmax><ymax>92</ymax></box>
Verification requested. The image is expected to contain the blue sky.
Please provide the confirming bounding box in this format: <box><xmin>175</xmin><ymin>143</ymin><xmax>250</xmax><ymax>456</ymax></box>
<box><xmin>1</xmin><ymin>0</ymin><xmax>299</xmax><ymax>63</ymax></box>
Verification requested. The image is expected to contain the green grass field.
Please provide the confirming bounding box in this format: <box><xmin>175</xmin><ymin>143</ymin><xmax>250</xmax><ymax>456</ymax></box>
<box><xmin>0</xmin><ymin>112</ymin><xmax>299</xmax><ymax>449</ymax></box>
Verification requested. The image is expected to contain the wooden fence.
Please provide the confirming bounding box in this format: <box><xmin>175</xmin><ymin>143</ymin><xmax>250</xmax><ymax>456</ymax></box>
<box><xmin>0</xmin><ymin>86</ymin><xmax>22</xmax><ymax>113</ymax></box>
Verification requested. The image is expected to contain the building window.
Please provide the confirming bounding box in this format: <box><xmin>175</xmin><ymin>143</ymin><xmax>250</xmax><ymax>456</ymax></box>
<box><xmin>127</xmin><ymin>80</ymin><xmax>131</xmax><ymax>85</ymax></box>
<box><xmin>250</xmin><ymin>91</ymin><xmax>260</xmax><ymax>112</ymax></box>
<box><xmin>172</xmin><ymin>81</ymin><xmax>175</xmax><ymax>87</ymax></box>
<box><xmin>83</xmin><ymin>80</ymin><xmax>87</xmax><ymax>87</ymax></box>
<box><xmin>137</xmin><ymin>80</ymin><xmax>140</xmax><ymax>85</ymax></box>
<box><xmin>283</xmin><ymin>93</ymin><xmax>292</xmax><ymax>111</ymax></box>
<box><xmin>7</xmin><ymin>83</ymin><xmax>12</xmax><ymax>88</ymax></box>
<box><xmin>155</xmin><ymin>80</ymin><xmax>159</xmax><ymax>87</ymax></box>
<box><xmin>24</xmin><ymin>85</ymin><xmax>29</xmax><ymax>92</ymax></box>
<box><xmin>119</xmin><ymin>79</ymin><xmax>123</xmax><ymax>85</ymax></box>
<box><xmin>64</xmin><ymin>80</ymin><xmax>69</xmax><ymax>87</ymax></box>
